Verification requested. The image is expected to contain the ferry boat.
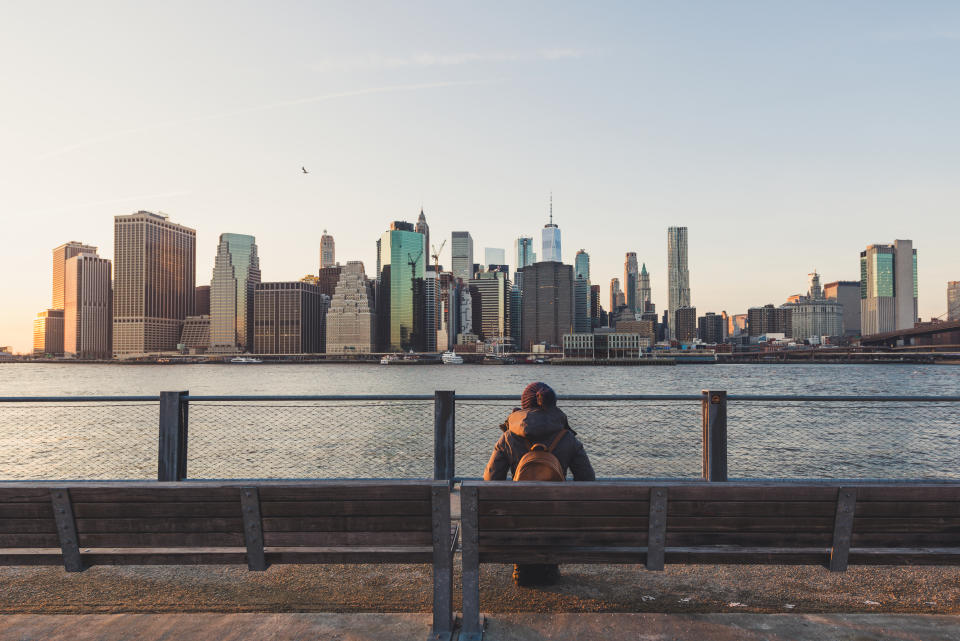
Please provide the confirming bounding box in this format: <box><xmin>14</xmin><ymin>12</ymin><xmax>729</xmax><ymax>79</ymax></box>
<box><xmin>230</xmin><ymin>356</ymin><xmax>262</xmax><ymax>364</ymax></box>
<box><xmin>380</xmin><ymin>354</ymin><xmax>401</xmax><ymax>365</ymax></box>
<box><xmin>441</xmin><ymin>351</ymin><xmax>464</xmax><ymax>365</ymax></box>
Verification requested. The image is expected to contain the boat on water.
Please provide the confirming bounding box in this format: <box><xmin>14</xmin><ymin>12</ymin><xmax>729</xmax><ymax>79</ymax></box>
<box><xmin>380</xmin><ymin>354</ymin><xmax>401</xmax><ymax>365</ymax></box>
<box><xmin>441</xmin><ymin>351</ymin><xmax>464</xmax><ymax>365</ymax></box>
<box><xmin>230</xmin><ymin>356</ymin><xmax>262</xmax><ymax>364</ymax></box>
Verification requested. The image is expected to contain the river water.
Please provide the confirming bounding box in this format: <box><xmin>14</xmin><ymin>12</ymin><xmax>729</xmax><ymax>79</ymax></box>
<box><xmin>1</xmin><ymin>363</ymin><xmax>958</xmax><ymax>481</ymax></box>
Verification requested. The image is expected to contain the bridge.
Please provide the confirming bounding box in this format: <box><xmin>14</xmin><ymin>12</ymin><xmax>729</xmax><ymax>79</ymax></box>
<box><xmin>857</xmin><ymin>319</ymin><xmax>960</xmax><ymax>348</ymax></box>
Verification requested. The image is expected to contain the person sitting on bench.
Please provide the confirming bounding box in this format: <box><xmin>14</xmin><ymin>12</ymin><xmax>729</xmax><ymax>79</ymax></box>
<box><xmin>483</xmin><ymin>381</ymin><xmax>595</xmax><ymax>585</ymax></box>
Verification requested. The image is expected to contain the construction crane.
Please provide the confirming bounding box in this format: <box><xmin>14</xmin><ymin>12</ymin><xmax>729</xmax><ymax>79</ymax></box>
<box><xmin>431</xmin><ymin>240</ymin><xmax>446</xmax><ymax>272</ymax></box>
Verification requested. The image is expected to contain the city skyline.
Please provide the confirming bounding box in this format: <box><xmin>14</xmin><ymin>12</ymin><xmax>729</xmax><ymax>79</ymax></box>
<box><xmin>3</xmin><ymin>3</ymin><xmax>959</xmax><ymax>351</ymax></box>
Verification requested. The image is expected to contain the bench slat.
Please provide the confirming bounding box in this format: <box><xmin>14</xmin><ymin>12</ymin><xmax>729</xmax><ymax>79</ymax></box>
<box><xmin>263</xmin><ymin>531</ymin><xmax>433</xmax><ymax>546</ymax></box>
<box><xmin>0</xmin><ymin>503</ymin><xmax>55</xmax><ymax>519</ymax></box>
<box><xmin>261</xmin><ymin>517</ymin><xmax>431</xmax><ymax>532</ymax></box>
<box><xmin>72</xmin><ymin>502</ymin><xmax>240</xmax><ymax>518</ymax></box>
<box><xmin>77</xmin><ymin>532</ymin><xmax>245</xmax><ymax>547</ymax></box>
<box><xmin>854</xmin><ymin>502</ymin><xmax>960</xmax><ymax>518</ymax></box>
<box><xmin>260</xmin><ymin>500</ymin><xmax>431</xmax><ymax>517</ymax></box>
<box><xmin>73</xmin><ymin>518</ymin><xmax>242</xmax><ymax>533</ymax></box>
<box><xmin>259</xmin><ymin>485</ymin><xmax>432</xmax><ymax>501</ymax></box>
<box><xmin>0</xmin><ymin>520</ymin><xmax>57</xmax><ymax>534</ymax></box>
<box><xmin>852</xmin><ymin>518</ymin><xmax>960</xmax><ymax>533</ymax></box>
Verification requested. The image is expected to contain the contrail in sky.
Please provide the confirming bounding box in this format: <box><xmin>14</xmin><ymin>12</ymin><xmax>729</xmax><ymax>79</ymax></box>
<box><xmin>36</xmin><ymin>80</ymin><xmax>488</xmax><ymax>160</ymax></box>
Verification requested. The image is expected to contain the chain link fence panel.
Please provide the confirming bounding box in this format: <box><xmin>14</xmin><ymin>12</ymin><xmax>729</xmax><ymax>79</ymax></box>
<box><xmin>0</xmin><ymin>403</ymin><xmax>158</xmax><ymax>480</ymax></box>
<box><xmin>186</xmin><ymin>401</ymin><xmax>434</xmax><ymax>479</ymax></box>
<box><xmin>728</xmin><ymin>401</ymin><xmax>960</xmax><ymax>479</ymax></box>
<box><xmin>456</xmin><ymin>400</ymin><xmax>703</xmax><ymax>479</ymax></box>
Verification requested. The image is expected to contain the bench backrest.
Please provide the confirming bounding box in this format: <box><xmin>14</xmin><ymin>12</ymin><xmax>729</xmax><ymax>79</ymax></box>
<box><xmin>461</xmin><ymin>481</ymin><xmax>960</xmax><ymax>570</ymax></box>
<box><xmin>0</xmin><ymin>480</ymin><xmax>445</xmax><ymax>571</ymax></box>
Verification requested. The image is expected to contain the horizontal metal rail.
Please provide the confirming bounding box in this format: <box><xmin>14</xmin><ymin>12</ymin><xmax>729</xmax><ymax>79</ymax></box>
<box><xmin>2</xmin><ymin>393</ymin><xmax>960</xmax><ymax>402</ymax></box>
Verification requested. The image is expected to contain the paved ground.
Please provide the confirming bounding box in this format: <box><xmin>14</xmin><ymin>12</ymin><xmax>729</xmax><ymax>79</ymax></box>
<box><xmin>1</xmin><ymin>613</ymin><xmax>959</xmax><ymax>641</ymax></box>
<box><xmin>2</xmin><ymin>562</ymin><xmax>958</xmax><ymax>615</ymax></box>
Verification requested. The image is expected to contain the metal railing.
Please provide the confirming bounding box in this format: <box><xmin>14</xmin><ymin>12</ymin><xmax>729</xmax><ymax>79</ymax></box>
<box><xmin>1</xmin><ymin>391</ymin><xmax>959</xmax><ymax>481</ymax></box>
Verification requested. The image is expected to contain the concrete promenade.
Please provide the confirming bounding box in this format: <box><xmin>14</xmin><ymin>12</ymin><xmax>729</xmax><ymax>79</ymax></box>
<box><xmin>1</xmin><ymin>613</ymin><xmax>959</xmax><ymax>641</ymax></box>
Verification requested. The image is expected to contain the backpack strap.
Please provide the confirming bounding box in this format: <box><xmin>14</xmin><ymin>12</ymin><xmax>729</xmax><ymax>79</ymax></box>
<box><xmin>546</xmin><ymin>429</ymin><xmax>569</xmax><ymax>453</ymax></box>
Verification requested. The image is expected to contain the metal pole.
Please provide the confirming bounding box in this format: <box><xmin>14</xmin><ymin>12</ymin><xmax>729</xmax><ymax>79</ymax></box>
<box><xmin>434</xmin><ymin>390</ymin><xmax>455</xmax><ymax>483</ymax></box>
<box><xmin>158</xmin><ymin>390</ymin><xmax>189</xmax><ymax>481</ymax></box>
<box><xmin>701</xmin><ymin>390</ymin><xmax>728</xmax><ymax>482</ymax></box>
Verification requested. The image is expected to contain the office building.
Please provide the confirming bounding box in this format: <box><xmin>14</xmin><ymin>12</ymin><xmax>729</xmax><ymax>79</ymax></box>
<box><xmin>113</xmin><ymin>211</ymin><xmax>196</xmax><ymax>356</ymax></box>
<box><xmin>451</xmin><ymin>231</ymin><xmax>474</xmax><ymax>281</ymax></box>
<box><xmin>639</xmin><ymin>263</ymin><xmax>651</xmax><ymax>313</ymax></box>
<box><xmin>667</xmin><ymin>226</ymin><xmax>690</xmax><ymax>339</ymax></box>
<box><xmin>860</xmin><ymin>240</ymin><xmax>918</xmax><ymax>335</ymax></box>
<box><xmin>514</xmin><ymin>237</ymin><xmax>536</xmax><ymax>276</ymax></box>
<box><xmin>562</xmin><ymin>333</ymin><xmax>642</xmax><ymax>361</ymax></box>
<box><xmin>179</xmin><ymin>316</ymin><xmax>210</xmax><ymax>353</ymax></box>
<box><xmin>782</xmin><ymin>271</ymin><xmax>843</xmax><ymax>342</ymax></box>
<box><xmin>574</xmin><ymin>249</ymin><xmax>590</xmax><ymax>281</ymax></box>
<box><xmin>210</xmin><ymin>233</ymin><xmax>260</xmax><ymax>353</ymax></box>
<box><xmin>675</xmin><ymin>306</ymin><xmax>697</xmax><ymax>343</ymax></box>
<box><xmin>316</xmin><ymin>266</ymin><xmax>343</xmax><ymax>298</ymax></box>
<box><xmin>823</xmin><ymin>280</ymin><xmax>861</xmax><ymax>336</ymax></box>
<box><xmin>194</xmin><ymin>285</ymin><xmax>210</xmax><ymax>316</ymax></box>
<box><xmin>609</xmin><ymin>278</ymin><xmax>621</xmax><ymax>319</ymax></box>
<box><xmin>748</xmin><ymin>304</ymin><xmax>792</xmax><ymax>337</ymax></box>
<box><xmin>573</xmin><ymin>276</ymin><xmax>592</xmax><ymax>333</ymax></box>
<box><xmin>33</xmin><ymin>309</ymin><xmax>64</xmax><ymax>356</ymax></box>
<box><xmin>485</xmin><ymin>248</ymin><xmax>506</xmax><ymax>269</ymax></box>
<box><xmin>541</xmin><ymin>195</ymin><xmax>561</xmax><ymax>262</ymax></box>
<box><xmin>378</xmin><ymin>222</ymin><xmax>426</xmax><ymax>351</ymax></box>
<box><xmin>320</xmin><ymin>230</ymin><xmax>336</xmax><ymax>269</ymax></box>
<box><xmin>615</xmin><ymin>318</ymin><xmax>655</xmax><ymax>344</ymax></box>
<box><xmin>52</xmin><ymin>241</ymin><xmax>98</xmax><ymax>310</ymax></box>
<box><xmin>415</xmin><ymin>209</ymin><xmax>429</xmax><ymax>261</ymax></box>
<box><xmin>519</xmin><ymin>261</ymin><xmax>573</xmax><ymax>350</ymax></box>
<box><xmin>326</xmin><ymin>261</ymin><xmax>374</xmax><ymax>353</ymax></box>
<box><xmin>949</xmin><ymin>281</ymin><xmax>960</xmax><ymax>322</ymax></box>
<box><xmin>590</xmin><ymin>284</ymin><xmax>601</xmax><ymax>327</ymax></box>
<box><xmin>469</xmin><ymin>270</ymin><xmax>510</xmax><ymax>342</ymax></box>
<box><xmin>509</xmin><ymin>282</ymin><xmax>523</xmax><ymax>346</ymax></box>
<box><xmin>697</xmin><ymin>312</ymin><xmax>724</xmax><ymax>344</ymax></box>
<box><xmin>729</xmin><ymin>313</ymin><xmax>748</xmax><ymax>337</ymax></box>
<box><xmin>64</xmin><ymin>252</ymin><xmax>112</xmax><ymax>359</ymax></box>
<box><xmin>254</xmin><ymin>282</ymin><xmax>329</xmax><ymax>354</ymax></box>
<box><xmin>624</xmin><ymin>253</ymin><xmax>638</xmax><ymax>313</ymax></box>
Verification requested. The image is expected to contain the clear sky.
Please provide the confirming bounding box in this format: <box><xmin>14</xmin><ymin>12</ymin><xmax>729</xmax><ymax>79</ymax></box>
<box><xmin>2</xmin><ymin>1</ymin><xmax>958</xmax><ymax>352</ymax></box>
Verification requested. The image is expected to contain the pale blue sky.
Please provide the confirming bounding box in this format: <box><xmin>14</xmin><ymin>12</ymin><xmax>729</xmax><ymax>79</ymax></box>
<box><xmin>2</xmin><ymin>1</ymin><xmax>959</xmax><ymax>351</ymax></box>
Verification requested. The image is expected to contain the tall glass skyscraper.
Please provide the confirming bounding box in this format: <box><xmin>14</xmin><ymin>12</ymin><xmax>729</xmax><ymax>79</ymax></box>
<box><xmin>574</xmin><ymin>249</ymin><xmax>590</xmax><ymax>281</ymax></box>
<box><xmin>667</xmin><ymin>226</ymin><xmax>690</xmax><ymax>340</ymax></box>
<box><xmin>379</xmin><ymin>224</ymin><xmax>426</xmax><ymax>351</ymax></box>
<box><xmin>320</xmin><ymin>230</ymin><xmax>335</xmax><ymax>269</ymax></box>
<box><xmin>860</xmin><ymin>240</ymin><xmax>917</xmax><ymax>335</ymax></box>
<box><xmin>514</xmin><ymin>236</ymin><xmax>536</xmax><ymax>273</ymax></box>
<box><xmin>451</xmin><ymin>231</ymin><xmax>474</xmax><ymax>281</ymax></box>
<box><xmin>541</xmin><ymin>197</ymin><xmax>561</xmax><ymax>262</ymax></box>
<box><xmin>210</xmin><ymin>233</ymin><xmax>261</xmax><ymax>353</ymax></box>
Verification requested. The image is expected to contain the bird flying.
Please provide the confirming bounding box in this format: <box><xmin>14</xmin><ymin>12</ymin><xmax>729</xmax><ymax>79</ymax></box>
<box><xmin>302</xmin><ymin>166</ymin><xmax>309</xmax><ymax>174</ymax></box>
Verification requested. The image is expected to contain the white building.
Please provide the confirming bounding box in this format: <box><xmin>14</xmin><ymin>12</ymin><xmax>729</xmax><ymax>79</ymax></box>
<box><xmin>325</xmin><ymin>261</ymin><xmax>375</xmax><ymax>353</ymax></box>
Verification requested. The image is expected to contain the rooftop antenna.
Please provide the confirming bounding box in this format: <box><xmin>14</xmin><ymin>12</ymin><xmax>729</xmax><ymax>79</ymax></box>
<box><xmin>549</xmin><ymin>192</ymin><xmax>553</xmax><ymax>225</ymax></box>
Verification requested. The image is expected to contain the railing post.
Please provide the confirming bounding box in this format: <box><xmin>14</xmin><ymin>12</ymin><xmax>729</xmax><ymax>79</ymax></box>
<box><xmin>434</xmin><ymin>390</ymin><xmax>455</xmax><ymax>483</ymax></box>
<box><xmin>701</xmin><ymin>389</ymin><xmax>727</xmax><ymax>481</ymax></box>
<box><xmin>158</xmin><ymin>390</ymin><xmax>189</xmax><ymax>481</ymax></box>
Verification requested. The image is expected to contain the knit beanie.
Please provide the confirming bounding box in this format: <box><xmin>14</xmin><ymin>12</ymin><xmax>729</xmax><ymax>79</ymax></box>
<box><xmin>521</xmin><ymin>382</ymin><xmax>557</xmax><ymax>410</ymax></box>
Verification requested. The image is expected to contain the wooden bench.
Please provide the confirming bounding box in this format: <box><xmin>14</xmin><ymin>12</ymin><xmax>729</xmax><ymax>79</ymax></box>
<box><xmin>459</xmin><ymin>480</ymin><xmax>960</xmax><ymax>641</ymax></box>
<box><xmin>0</xmin><ymin>480</ymin><xmax>457</xmax><ymax>641</ymax></box>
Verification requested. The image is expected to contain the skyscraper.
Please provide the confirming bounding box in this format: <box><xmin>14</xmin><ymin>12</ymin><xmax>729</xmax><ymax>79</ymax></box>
<box><xmin>519</xmin><ymin>261</ymin><xmax>573</xmax><ymax>350</ymax></box>
<box><xmin>415</xmin><ymin>209</ymin><xmax>429</xmax><ymax>262</ymax></box>
<box><xmin>949</xmin><ymin>281</ymin><xmax>960</xmax><ymax>322</ymax></box>
<box><xmin>860</xmin><ymin>240</ymin><xmax>917</xmax><ymax>335</ymax></box>
<box><xmin>514</xmin><ymin>237</ymin><xmax>536</xmax><ymax>274</ymax></box>
<box><xmin>320</xmin><ymin>230</ymin><xmax>336</xmax><ymax>269</ymax></box>
<box><xmin>609</xmin><ymin>278</ymin><xmax>621</xmax><ymax>316</ymax></box>
<box><xmin>64</xmin><ymin>252</ymin><xmax>112</xmax><ymax>359</ymax></box>
<box><xmin>541</xmin><ymin>195</ymin><xmax>561</xmax><ymax>262</ymax></box>
<box><xmin>667</xmin><ymin>226</ymin><xmax>690</xmax><ymax>340</ymax></box>
<box><xmin>254</xmin><ymin>282</ymin><xmax>328</xmax><ymax>354</ymax></box>
<box><xmin>210</xmin><ymin>233</ymin><xmax>261</xmax><ymax>353</ymax></box>
<box><xmin>468</xmin><ymin>270</ymin><xmax>511</xmax><ymax>341</ymax></box>
<box><xmin>485</xmin><ymin>247</ymin><xmax>506</xmax><ymax>268</ymax></box>
<box><xmin>113</xmin><ymin>211</ymin><xmax>196</xmax><ymax>356</ymax></box>
<box><xmin>326</xmin><ymin>261</ymin><xmax>374</xmax><ymax>353</ymax></box>
<box><xmin>624</xmin><ymin>253</ymin><xmax>638</xmax><ymax>313</ymax></box>
<box><xmin>573</xmin><ymin>277</ymin><xmax>592</xmax><ymax>333</ymax></box>
<box><xmin>33</xmin><ymin>310</ymin><xmax>64</xmax><ymax>356</ymax></box>
<box><xmin>675</xmin><ymin>306</ymin><xmax>697</xmax><ymax>343</ymax></box>
<box><xmin>52</xmin><ymin>242</ymin><xmax>98</xmax><ymax>310</ymax></box>
<box><xmin>639</xmin><ymin>263</ymin><xmax>651</xmax><ymax>313</ymax></box>
<box><xmin>824</xmin><ymin>281</ymin><xmax>860</xmax><ymax>336</ymax></box>
<box><xmin>574</xmin><ymin>249</ymin><xmax>590</xmax><ymax>281</ymax></box>
<box><xmin>379</xmin><ymin>222</ymin><xmax>427</xmax><ymax>351</ymax></box>
<box><xmin>451</xmin><ymin>231</ymin><xmax>474</xmax><ymax>281</ymax></box>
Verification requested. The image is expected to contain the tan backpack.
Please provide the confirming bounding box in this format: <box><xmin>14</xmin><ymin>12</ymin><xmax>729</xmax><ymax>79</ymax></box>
<box><xmin>513</xmin><ymin>430</ymin><xmax>568</xmax><ymax>482</ymax></box>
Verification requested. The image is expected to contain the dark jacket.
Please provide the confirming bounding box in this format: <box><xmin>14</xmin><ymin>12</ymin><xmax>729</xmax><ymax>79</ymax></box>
<box><xmin>483</xmin><ymin>407</ymin><xmax>595</xmax><ymax>481</ymax></box>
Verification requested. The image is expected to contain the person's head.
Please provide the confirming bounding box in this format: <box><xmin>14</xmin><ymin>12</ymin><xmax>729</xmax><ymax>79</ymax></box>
<box><xmin>521</xmin><ymin>382</ymin><xmax>557</xmax><ymax>410</ymax></box>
